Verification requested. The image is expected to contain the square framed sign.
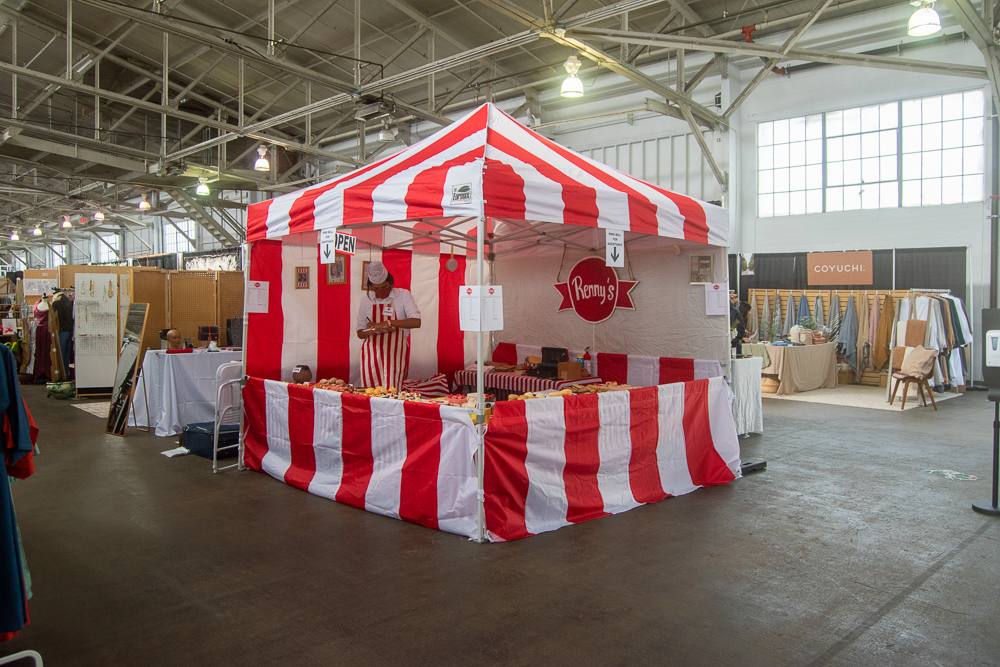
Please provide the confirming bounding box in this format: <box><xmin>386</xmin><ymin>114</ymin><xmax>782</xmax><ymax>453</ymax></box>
<box><xmin>326</xmin><ymin>255</ymin><xmax>348</xmax><ymax>285</ymax></box>
<box><xmin>295</xmin><ymin>266</ymin><xmax>310</xmax><ymax>289</ymax></box>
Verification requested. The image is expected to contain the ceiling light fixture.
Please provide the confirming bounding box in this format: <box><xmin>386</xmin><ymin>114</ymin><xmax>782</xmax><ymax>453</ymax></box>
<box><xmin>62</xmin><ymin>216</ymin><xmax>72</xmax><ymax>229</ymax></box>
<box><xmin>196</xmin><ymin>176</ymin><xmax>210</xmax><ymax>196</ymax></box>
<box><xmin>139</xmin><ymin>193</ymin><xmax>151</xmax><ymax>210</ymax></box>
<box><xmin>94</xmin><ymin>209</ymin><xmax>105</xmax><ymax>221</ymax></box>
<box><xmin>32</xmin><ymin>226</ymin><xmax>41</xmax><ymax>236</ymax></box>
<box><xmin>560</xmin><ymin>55</ymin><xmax>584</xmax><ymax>98</ymax></box>
<box><xmin>9</xmin><ymin>231</ymin><xmax>18</xmax><ymax>241</ymax></box>
<box><xmin>254</xmin><ymin>145</ymin><xmax>270</xmax><ymax>172</ymax></box>
<box><xmin>378</xmin><ymin>122</ymin><xmax>394</xmax><ymax>142</ymax></box>
<box><xmin>907</xmin><ymin>0</ymin><xmax>941</xmax><ymax>36</ymax></box>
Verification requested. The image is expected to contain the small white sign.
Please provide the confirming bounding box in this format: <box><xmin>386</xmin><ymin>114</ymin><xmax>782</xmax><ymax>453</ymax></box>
<box><xmin>705</xmin><ymin>283</ymin><xmax>728</xmax><ymax>316</ymax></box>
<box><xmin>451</xmin><ymin>183</ymin><xmax>473</xmax><ymax>205</ymax></box>
<box><xmin>988</xmin><ymin>330</ymin><xmax>1000</xmax><ymax>367</ymax></box>
<box><xmin>606</xmin><ymin>229</ymin><xmax>624</xmax><ymax>267</ymax></box>
<box><xmin>319</xmin><ymin>230</ymin><xmax>356</xmax><ymax>263</ymax></box>
<box><xmin>247</xmin><ymin>281</ymin><xmax>269</xmax><ymax>313</ymax></box>
<box><xmin>319</xmin><ymin>229</ymin><xmax>337</xmax><ymax>243</ymax></box>
<box><xmin>320</xmin><ymin>242</ymin><xmax>336</xmax><ymax>264</ymax></box>
<box><xmin>459</xmin><ymin>285</ymin><xmax>504</xmax><ymax>332</ymax></box>
<box><xmin>334</xmin><ymin>231</ymin><xmax>356</xmax><ymax>255</ymax></box>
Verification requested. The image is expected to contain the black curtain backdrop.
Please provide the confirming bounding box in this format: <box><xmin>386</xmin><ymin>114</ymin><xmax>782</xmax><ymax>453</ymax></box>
<box><xmin>894</xmin><ymin>247</ymin><xmax>966</xmax><ymax>303</ymax></box>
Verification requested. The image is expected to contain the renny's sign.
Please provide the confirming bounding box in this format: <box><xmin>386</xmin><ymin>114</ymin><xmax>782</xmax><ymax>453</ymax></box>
<box><xmin>554</xmin><ymin>257</ymin><xmax>637</xmax><ymax>323</ymax></box>
<box><xmin>807</xmin><ymin>251</ymin><xmax>873</xmax><ymax>286</ymax></box>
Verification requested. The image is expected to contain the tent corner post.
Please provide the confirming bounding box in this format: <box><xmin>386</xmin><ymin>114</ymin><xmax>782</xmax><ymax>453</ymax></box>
<box><xmin>238</xmin><ymin>241</ymin><xmax>250</xmax><ymax>472</ymax></box>
<box><xmin>475</xmin><ymin>214</ymin><xmax>486</xmax><ymax>543</ymax></box>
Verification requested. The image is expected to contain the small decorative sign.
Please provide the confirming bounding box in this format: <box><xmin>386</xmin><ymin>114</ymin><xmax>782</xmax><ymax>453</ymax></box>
<box><xmin>326</xmin><ymin>255</ymin><xmax>347</xmax><ymax>285</ymax></box>
<box><xmin>690</xmin><ymin>254</ymin><xmax>714</xmax><ymax>283</ymax></box>
<box><xmin>554</xmin><ymin>257</ymin><xmax>637</xmax><ymax>324</ymax></box>
<box><xmin>295</xmin><ymin>266</ymin><xmax>310</xmax><ymax>289</ymax></box>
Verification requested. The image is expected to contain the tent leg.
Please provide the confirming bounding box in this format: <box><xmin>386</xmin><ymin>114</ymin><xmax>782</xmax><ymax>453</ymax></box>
<box><xmin>239</xmin><ymin>241</ymin><xmax>250</xmax><ymax>472</ymax></box>
<box><xmin>476</xmin><ymin>215</ymin><xmax>486</xmax><ymax>543</ymax></box>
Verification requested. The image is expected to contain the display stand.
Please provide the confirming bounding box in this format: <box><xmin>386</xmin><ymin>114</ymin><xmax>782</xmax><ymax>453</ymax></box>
<box><xmin>975</xmin><ymin>311</ymin><xmax>1000</xmax><ymax>516</ymax></box>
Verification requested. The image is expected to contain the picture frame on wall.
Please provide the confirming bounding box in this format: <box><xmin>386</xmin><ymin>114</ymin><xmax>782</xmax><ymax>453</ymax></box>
<box><xmin>361</xmin><ymin>260</ymin><xmax>371</xmax><ymax>289</ymax></box>
<box><xmin>690</xmin><ymin>255</ymin><xmax>714</xmax><ymax>284</ymax></box>
<box><xmin>326</xmin><ymin>255</ymin><xmax>348</xmax><ymax>285</ymax></box>
<box><xmin>295</xmin><ymin>266</ymin><xmax>310</xmax><ymax>289</ymax></box>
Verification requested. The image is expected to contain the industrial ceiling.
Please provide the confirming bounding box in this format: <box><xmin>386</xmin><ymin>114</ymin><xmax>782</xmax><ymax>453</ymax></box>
<box><xmin>0</xmin><ymin>0</ymin><xmax>991</xmax><ymax>260</ymax></box>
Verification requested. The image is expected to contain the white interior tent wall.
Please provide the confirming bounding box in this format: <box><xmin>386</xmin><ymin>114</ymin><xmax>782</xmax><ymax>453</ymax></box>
<box><xmin>494</xmin><ymin>234</ymin><xmax>730</xmax><ymax>365</ymax></box>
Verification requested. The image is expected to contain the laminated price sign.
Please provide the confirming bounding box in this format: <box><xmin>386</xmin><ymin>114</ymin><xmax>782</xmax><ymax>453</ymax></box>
<box><xmin>459</xmin><ymin>285</ymin><xmax>504</xmax><ymax>332</ymax></box>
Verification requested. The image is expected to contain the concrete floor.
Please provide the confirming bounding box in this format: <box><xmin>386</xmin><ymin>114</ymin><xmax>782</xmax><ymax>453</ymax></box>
<box><xmin>0</xmin><ymin>384</ymin><xmax>997</xmax><ymax>666</ymax></box>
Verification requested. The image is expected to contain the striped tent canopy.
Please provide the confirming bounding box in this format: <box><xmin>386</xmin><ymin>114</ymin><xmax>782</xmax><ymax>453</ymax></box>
<box><xmin>247</xmin><ymin>103</ymin><xmax>728</xmax><ymax>247</ymax></box>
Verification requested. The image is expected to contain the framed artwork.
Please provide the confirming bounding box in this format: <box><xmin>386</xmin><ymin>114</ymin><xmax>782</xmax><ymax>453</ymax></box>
<box><xmin>361</xmin><ymin>260</ymin><xmax>371</xmax><ymax>289</ymax></box>
<box><xmin>326</xmin><ymin>255</ymin><xmax>348</xmax><ymax>285</ymax></box>
<box><xmin>689</xmin><ymin>255</ymin><xmax>714</xmax><ymax>284</ymax></box>
<box><xmin>295</xmin><ymin>266</ymin><xmax>310</xmax><ymax>289</ymax></box>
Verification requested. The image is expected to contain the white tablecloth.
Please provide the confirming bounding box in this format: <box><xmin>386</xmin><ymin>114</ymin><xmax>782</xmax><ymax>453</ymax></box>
<box><xmin>131</xmin><ymin>350</ymin><xmax>242</xmax><ymax>437</ymax></box>
<box><xmin>731</xmin><ymin>356</ymin><xmax>763</xmax><ymax>436</ymax></box>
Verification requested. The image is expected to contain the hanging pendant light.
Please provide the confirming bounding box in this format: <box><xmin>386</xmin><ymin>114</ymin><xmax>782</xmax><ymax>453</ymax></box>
<box><xmin>254</xmin><ymin>145</ymin><xmax>271</xmax><ymax>172</ymax></box>
<box><xmin>908</xmin><ymin>0</ymin><xmax>941</xmax><ymax>36</ymax></box>
<box><xmin>94</xmin><ymin>209</ymin><xmax>105</xmax><ymax>221</ymax></box>
<box><xmin>139</xmin><ymin>193</ymin><xmax>151</xmax><ymax>210</ymax></box>
<box><xmin>196</xmin><ymin>176</ymin><xmax>210</xmax><ymax>196</ymax></box>
<box><xmin>9</xmin><ymin>231</ymin><xmax>18</xmax><ymax>241</ymax></box>
<box><xmin>378</xmin><ymin>121</ymin><xmax>394</xmax><ymax>142</ymax></box>
<box><xmin>32</xmin><ymin>226</ymin><xmax>41</xmax><ymax>236</ymax></box>
<box><xmin>61</xmin><ymin>216</ymin><xmax>72</xmax><ymax>229</ymax></box>
<box><xmin>560</xmin><ymin>55</ymin><xmax>584</xmax><ymax>98</ymax></box>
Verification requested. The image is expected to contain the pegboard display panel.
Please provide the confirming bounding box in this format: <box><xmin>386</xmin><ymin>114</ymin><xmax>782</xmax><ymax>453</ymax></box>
<box><xmin>133</xmin><ymin>268</ymin><xmax>167</xmax><ymax>359</ymax></box>
<box><xmin>168</xmin><ymin>271</ymin><xmax>217</xmax><ymax>345</ymax></box>
<box><xmin>75</xmin><ymin>273</ymin><xmax>120</xmax><ymax>390</ymax></box>
<box><xmin>216</xmin><ymin>271</ymin><xmax>244</xmax><ymax>346</ymax></box>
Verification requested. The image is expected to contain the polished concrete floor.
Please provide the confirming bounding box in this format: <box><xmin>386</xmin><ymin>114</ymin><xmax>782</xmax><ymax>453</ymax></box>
<box><xmin>0</xmin><ymin>384</ymin><xmax>998</xmax><ymax>666</ymax></box>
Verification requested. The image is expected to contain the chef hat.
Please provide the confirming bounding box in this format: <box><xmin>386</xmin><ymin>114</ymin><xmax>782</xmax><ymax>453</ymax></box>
<box><xmin>366</xmin><ymin>261</ymin><xmax>389</xmax><ymax>285</ymax></box>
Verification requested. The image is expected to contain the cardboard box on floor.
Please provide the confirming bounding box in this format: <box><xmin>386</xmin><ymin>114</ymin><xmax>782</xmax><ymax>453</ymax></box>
<box><xmin>558</xmin><ymin>361</ymin><xmax>582</xmax><ymax>381</ymax></box>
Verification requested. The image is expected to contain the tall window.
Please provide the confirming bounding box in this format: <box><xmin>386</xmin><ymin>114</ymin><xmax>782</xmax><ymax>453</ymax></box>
<box><xmin>163</xmin><ymin>219</ymin><xmax>195</xmax><ymax>253</ymax></box>
<box><xmin>757</xmin><ymin>90</ymin><xmax>984</xmax><ymax>217</ymax></box>
<box><xmin>98</xmin><ymin>234</ymin><xmax>120</xmax><ymax>263</ymax></box>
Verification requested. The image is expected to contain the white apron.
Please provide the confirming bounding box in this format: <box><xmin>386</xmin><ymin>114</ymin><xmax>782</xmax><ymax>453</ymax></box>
<box><xmin>360</xmin><ymin>298</ymin><xmax>408</xmax><ymax>390</ymax></box>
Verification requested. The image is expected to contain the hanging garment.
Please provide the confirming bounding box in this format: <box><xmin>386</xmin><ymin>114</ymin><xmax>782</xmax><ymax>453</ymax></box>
<box><xmin>813</xmin><ymin>294</ymin><xmax>825</xmax><ymax>327</ymax></box>
<box><xmin>855</xmin><ymin>295</ymin><xmax>870</xmax><ymax>381</ymax></box>
<box><xmin>839</xmin><ymin>295</ymin><xmax>860</xmax><ymax>373</ymax></box>
<box><xmin>868</xmin><ymin>295</ymin><xmax>881</xmax><ymax>368</ymax></box>
<box><xmin>772</xmin><ymin>295</ymin><xmax>783</xmax><ymax>338</ymax></box>
<box><xmin>746</xmin><ymin>297</ymin><xmax>758</xmax><ymax>340</ymax></box>
<box><xmin>31</xmin><ymin>303</ymin><xmax>51</xmax><ymax>382</ymax></box>
<box><xmin>760</xmin><ymin>292</ymin><xmax>770</xmax><ymax>341</ymax></box>
<box><xmin>360</xmin><ymin>299</ymin><xmax>409</xmax><ymax>391</ymax></box>
<box><xmin>872</xmin><ymin>295</ymin><xmax>894</xmax><ymax>370</ymax></box>
<box><xmin>783</xmin><ymin>293</ymin><xmax>796</xmax><ymax>335</ymax></box>
<box><xmin>796</xmin><ymin>294</ymin><xmax>810</xmax><ymax>324</ymax></box>
<box><xmin>828</xmin><ymin>294</ymin><xmax>841</xmax><ymax>344</ymax></box>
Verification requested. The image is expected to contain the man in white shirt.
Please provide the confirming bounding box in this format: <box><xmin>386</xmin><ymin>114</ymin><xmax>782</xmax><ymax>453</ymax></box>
<box><xmin>355</xmin><ymin>261</ymin><xmax>421</xmax><ymax>389</ymax></box>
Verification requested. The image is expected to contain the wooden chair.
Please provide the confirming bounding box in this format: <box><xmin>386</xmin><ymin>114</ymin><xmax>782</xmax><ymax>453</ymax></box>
<box><xmin>889</xmin><ymin>346</ymin><xmax>938</xmax><ymax>411</ymax></box>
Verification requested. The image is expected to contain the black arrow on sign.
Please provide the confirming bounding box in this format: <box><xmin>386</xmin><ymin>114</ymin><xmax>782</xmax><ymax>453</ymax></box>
<box><xmin>611</xmin><ymin>247</ymin><xmax>620</xmax><ymax>262</ymax></box>
<box><xmin>324</xmin><ymin>245</ymin><xmax>331</xmax><ymax>258</ymax></box>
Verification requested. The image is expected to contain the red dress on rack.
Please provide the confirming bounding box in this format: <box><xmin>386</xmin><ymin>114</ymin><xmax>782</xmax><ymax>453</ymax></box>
<box><xmin>32</xmin><ymin>303</ymin><xmax>52</xmax><ymax>381</ymax></box>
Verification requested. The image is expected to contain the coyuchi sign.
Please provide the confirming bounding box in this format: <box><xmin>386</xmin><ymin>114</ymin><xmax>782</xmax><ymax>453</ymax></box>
<box><xmin>554</xmin><ymin>257</ymin><xmax>637</xmax><ymax>323</ymax></box>
<box><xmin>807</xmin><ymin>250</ymin><xmax>873</xmax><ymax>286</ymax></box>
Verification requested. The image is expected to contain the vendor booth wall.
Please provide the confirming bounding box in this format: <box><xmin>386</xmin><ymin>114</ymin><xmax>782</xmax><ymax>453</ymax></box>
<box><xmin>246</xmin><ymin>232</ymin><xmax>477</xmax><ymax>387</ymax></box>
<box><xmin>494</xmin><ymin>235</ymin><xmax>730</xmax><ymax>365</ymax></box>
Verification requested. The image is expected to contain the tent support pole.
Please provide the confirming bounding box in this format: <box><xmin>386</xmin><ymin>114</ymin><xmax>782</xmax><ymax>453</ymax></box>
<box><xmin>239</xmin><ymin>241</ymin><xmax>250</xmax><ymax>472</ymax></box>
<box><xmin>476</xmin><ymin>214</ymin><xmax>486</xmax><ymax>543</ymax></box>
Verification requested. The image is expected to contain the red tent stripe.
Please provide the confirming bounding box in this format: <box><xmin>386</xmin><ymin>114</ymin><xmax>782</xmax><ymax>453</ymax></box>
<box><xmin>246</xmin><ymin>199</ymin><xmax>272</xmax><ymax>242</ymax></box>
<box><xmin>562</xmin><ymin>394</ymin><xmax>610</xmax><ymax>523</ymax></box>
<box><xmin>659</xmin><ymin>357</ymin><xmax>696</xmax><ymax>385</ymax></box>
<box><xmin>381</xmin><ymin>248</ymin><xmax>412</xmax><ymax>289</ymax></box>
<box><xmin>640</xmin><ymin>180</ymin><xmax>710</xmax><ymax>243</ymax></box>
<box><xmin>486</xmin><ymin>128</ymin><xmax>600</xmax><ymax>227</ymax></box>
<box><xmin>491</xmin><ymin>342</ymin><xmax>517</xmax><ymax>366</ymax></box>
<box><xmin>436</xmin><ymin>253</ymin><xmax>466</xmax><ymax>387</ymax></box>
<box><xmin>284</xmin><ymin>384</ymin><xmax>318</xmax><ymax>491</ymax></box>
<box><xmin>399</xmin><ymin>401</ymin><xmax>443</xmax><ymax>529</ymax></box>
<box><xmin>335</xmin><ymin>393</ymin><xmax>375</xmax><ymax>509</ymax></box>
<box><xmin>241</xmin><ymin>377</ymin><xmax>268</xmax><ymax>471</ymax></box>
<box><xmin>344</xmin><ymin>105</ymin><xmax>489</xmax><ymax>224</ymax></box>
<box><xmin>245</xmin><ymin>240</ymin><xmax>283</xmax><ymax>381</ymax></box>
<box><xmin>597</xmin><ymin>353</ymin><xmax>629</xmax><ymax>385</ymax></box>
<box><xmin>404</xmin><ymin>148</ymin><xmax>483</xmax><ymax>219</ymax></box>
<box><xmin>483</xmin><ymin>400</ymin><xmax>532</xmax><ymax>540</ymax></box>
<box><xmin>681</xmin><ymin>379</ymin><xmax>733</xmax><ymax>486</ymax></box>
<box><xmin>506</xmin><ymin>126</ymin><xmax>660</xmax><ymax>235</ymax></box>
<box><xmin>482</xmin><ymin>158</ymin><xmax>527</xmax><ymax>220</ymax></box>
<box><xmin>627</xmin><ymin>386</ymin><xmax>667</xmax><ymax>503</ymax></box>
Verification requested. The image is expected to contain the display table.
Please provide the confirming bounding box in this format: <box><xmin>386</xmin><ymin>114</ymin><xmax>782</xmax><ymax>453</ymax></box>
<box><xmin>731</xmin><ymin>356</ymin><xmax>763</xmax><ymax>435</ymax></box>
<box><xmin>760</xmin><ymin>343</ymin><xmax>838</xmax><ymax>395</ymax></box>
<box><xmin>131</xmin><ymin>349</ymin><xmax>242</xmax><ymax>436</ymax></box>
<box><xmin>453</xmin><ymin>370</ymin><xmax>603</xmax><ymax>396</ymax></box>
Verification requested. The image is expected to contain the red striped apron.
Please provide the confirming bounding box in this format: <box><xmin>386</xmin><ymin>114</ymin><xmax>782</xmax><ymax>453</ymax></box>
<box><xmin>360</xmin><ymin>298</ymin><xmax>408</xmax><ymax>390</ymax></box>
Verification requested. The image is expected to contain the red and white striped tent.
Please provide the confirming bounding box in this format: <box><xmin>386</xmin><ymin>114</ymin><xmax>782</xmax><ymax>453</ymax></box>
<box><xmin>241</xmin><ymin>102</ymin><xmax>738</xmax><ymax>542</ymax></box>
